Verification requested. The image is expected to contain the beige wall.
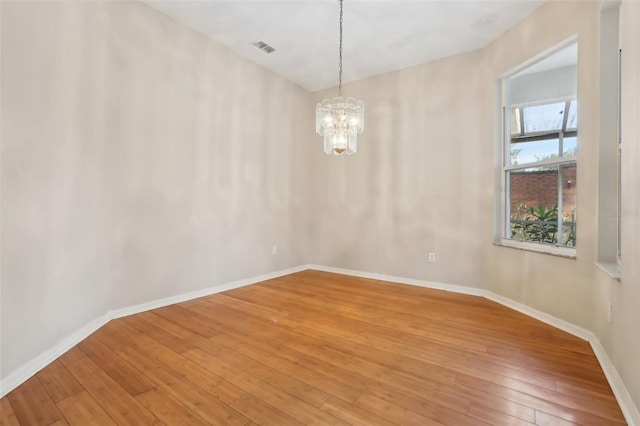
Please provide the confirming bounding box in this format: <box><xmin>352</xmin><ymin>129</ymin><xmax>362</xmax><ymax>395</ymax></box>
<box><xmin>1</xmin><ymin>0</ymin><xmax>638</xmax><ymax>415</ymax></box>
<box><xmin>1</xmin><ymin>0</ymin><xmax>312</xmax><ymax>380</ymax></box>
<box><xmin>2</xmin><ymin>1</ymin><xmax>113</xmax><ymax>381</ymax></box>
<box><xmin>606</xmin><ymin>0</ymin><xmax>640</xmax><ymax>410</ymax></box>
<box><xmin>309</xmin><ymin>49</ymin><xmax>490</xmax><ymax>288</ymax></box>
<box><xmin>310</xmin><ymin>0</ymin><xmax>639</xmax><ymax>412</ymax></box>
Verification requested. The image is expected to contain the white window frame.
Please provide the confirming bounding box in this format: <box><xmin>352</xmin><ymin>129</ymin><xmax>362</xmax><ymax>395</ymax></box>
<box><xmin>596</xmin><ymin>2</ymin><xmax>622</xmax><ymax>279</ymax></box>
<box><xmin>495</xmin><ymin>38</ymin><xmax>578</xmax><ymax>258</ymax></box>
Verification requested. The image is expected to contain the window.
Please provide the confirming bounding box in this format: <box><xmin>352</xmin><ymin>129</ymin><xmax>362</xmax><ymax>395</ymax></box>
<box><xmin>597</xmin><ymin>2</ymin><xmax>621</xmax><ymax>278</ymax></box>
<box><xmin>497</xmin><ymin>41</ymin><xmax>578</xmax><ymax>255</ymax></box>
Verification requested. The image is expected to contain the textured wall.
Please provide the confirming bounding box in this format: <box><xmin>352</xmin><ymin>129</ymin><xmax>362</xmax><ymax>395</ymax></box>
<box><xmin>1</xmin><ymin>1</ymin><xmax>113</xmax><ymax>382</ymax></box>
<box><xmin>607</xmin><ymin>0</ymin><xmax>640</xmax><ymax>412</ymax></box>
<box><xmin>309</xmin><ymin>49</ymin><xmax>490</xmax><ymax>288</ymax></box>
<box><xmin>1</xmin><ymin>0</ymin><xmax>312</xmax><ymax>382</ymax></box>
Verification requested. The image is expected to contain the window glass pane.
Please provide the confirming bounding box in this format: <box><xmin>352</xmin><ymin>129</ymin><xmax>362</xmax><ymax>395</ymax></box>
<box><xmin>561</xmin><ymin>164</ymin><xmax>577</xmax><ymax>247</ymax></box>
<box><xmin>522</xmin><ymin>102</ymin><xmax>566</xmax><ymax>133</ymax></box>
<box><xmin>566</xmin><ymin>100</ymin><xmax>578</xmax><ymax>129</ymax></box>
<box><xmin>508</xmin><ymin>166</ymin><xmax>559</xmax><ymax>245</ymax></box>
<box><xmin>510</xmin><ymin>139</ymin><xmax>559</xmax><ymax>165</ymax></box>
<box><xmin>563</xmin><ymin>137</ymin><xmax>577</xmax><ymax>156</ymax></box>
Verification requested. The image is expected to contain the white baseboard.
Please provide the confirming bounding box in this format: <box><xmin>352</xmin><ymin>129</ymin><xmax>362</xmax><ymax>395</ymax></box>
<box><xmin>307</xmin><ymin>264</ymin><xmax>485</xmax><ymax>297</ymax></box>
<box><xmin>481</xmin><ymin>291</ymin><xmax>593</xmax><ymax>342</ymax></box>
<box><xmin>484</xmin><ymin>291</ymin><xmax>639</xmax><ymax>425</ymax></box>
<box><xmin>590</xmin><ymin>338</ymin><xmax>640</xmax><ymax>425</ymax></box>
<box><xmin>2</xmin><ymin>264</ymin><xmax>638</xmax><ymax>425</ymax></box>
<box><xmin>0</xmin><ymin>264</ymin><xmax>307</xmax><ymax>398</ymax></box>
<box><xmin>0</xmin><ymin>313</ymin><xmax>111</xmax><ymax>398</ymax></box>
<box><xmin>306</xmin><ymin>264</ymin><xmax>640</xmax><ymax>426</ymax></box>
<box><xmin>111</xmin><ymin>265</ymin><xmax>308</xmax><ymax>319</ymax></box>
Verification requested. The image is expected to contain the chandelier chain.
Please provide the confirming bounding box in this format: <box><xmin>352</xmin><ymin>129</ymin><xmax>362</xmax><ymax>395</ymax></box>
<box><xmin>338</xmin><ymin>0</ymin><xmax>343</xmax><ymax>97</ymax></box>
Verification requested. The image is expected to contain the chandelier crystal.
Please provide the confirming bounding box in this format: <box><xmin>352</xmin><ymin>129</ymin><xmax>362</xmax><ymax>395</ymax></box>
<box><xmin>316</xmin><ymin>0</ymin><xmax>364</xmax><ymax>156</ymax></box>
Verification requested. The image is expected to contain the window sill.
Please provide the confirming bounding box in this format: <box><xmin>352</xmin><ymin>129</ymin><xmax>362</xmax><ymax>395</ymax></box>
<box><xmin>494</xmin><ymin>239</ymin><xmax>576</xmax><ymax>259</ymax></box>
<box><xmin>595</xmin><ymin>261</ymin><xmax>621</xmax><ymax>281</ymax></box>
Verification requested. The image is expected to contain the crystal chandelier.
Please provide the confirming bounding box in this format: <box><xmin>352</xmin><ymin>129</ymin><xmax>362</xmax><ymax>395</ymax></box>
<box><xmin>316</xmin><ymin>0</ymin><xmax>364</xmax><ymax>156</ymax></box>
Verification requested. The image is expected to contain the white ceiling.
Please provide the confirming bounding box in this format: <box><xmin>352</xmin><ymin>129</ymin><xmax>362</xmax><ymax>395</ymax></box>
<box><xmin>145</xmin><ymin>0</ymin><xmax>546</xmax><ymax>92</ymax></box>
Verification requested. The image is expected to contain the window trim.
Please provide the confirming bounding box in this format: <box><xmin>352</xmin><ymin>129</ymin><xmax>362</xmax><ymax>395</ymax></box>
<box><xmin>596</xmin><ymin>3</ymin><xmax>621</xmax><ymax>278</ymax></box>
<box><xmin>504</xmin><ymin>155</ymin><xmax>576</xmax><ymax>172</ymax></box>
<box><xmin>495</xmin><ymin>38</ymin><xmax>578</xmax><ymax>256</ymax></box>
<box><xmin>495</xmin><ymin>238</ymin><xmax>577</xmax><ymax>258</ymax></box>
<box><xmin>616</xmin><ymin>47</ymin><xmax>622</xmax><ymax>264</ymax></box>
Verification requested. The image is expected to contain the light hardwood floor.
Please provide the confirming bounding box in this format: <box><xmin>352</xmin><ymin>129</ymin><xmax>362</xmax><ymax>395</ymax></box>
<box><xmin>1</xmin><ymin>270</ymin><xmax>627</xmax><ymax>425</ymax></box>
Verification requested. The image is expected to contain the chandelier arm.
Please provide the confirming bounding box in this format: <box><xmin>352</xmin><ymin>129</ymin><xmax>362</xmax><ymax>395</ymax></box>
<box><xmin>338</xmin><ymin>0</ymin><xmax>343</xmax><ymax>97</ymax></box>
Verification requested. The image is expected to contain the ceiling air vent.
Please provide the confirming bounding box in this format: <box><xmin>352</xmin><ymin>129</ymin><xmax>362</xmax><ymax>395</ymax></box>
<box><xmin>253</xmin><ymin>41</ymin><xmax>276</xmax><ymax>54</ymax></box>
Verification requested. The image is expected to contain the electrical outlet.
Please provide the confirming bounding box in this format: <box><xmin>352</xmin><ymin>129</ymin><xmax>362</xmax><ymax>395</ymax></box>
<box><xmin>272</xmin><ymin>245</ymin><xmax>278</xmax><ymax>255</ymax></box>
<box><xmin>428</xmin><ymin>252</ymin><xmax>436</xmax><ymax>263</ymax></box>
<box><xmin>607</xmin><ymin>302</ymin><xmax>612</xmax><ymax>323</ymax></box>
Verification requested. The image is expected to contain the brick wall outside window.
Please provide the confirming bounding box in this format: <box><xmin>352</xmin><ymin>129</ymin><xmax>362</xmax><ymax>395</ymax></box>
<box><xmin>510</xmin><ymin>164</ymin><xmax>576</xmax><ymax>219</ymax></box>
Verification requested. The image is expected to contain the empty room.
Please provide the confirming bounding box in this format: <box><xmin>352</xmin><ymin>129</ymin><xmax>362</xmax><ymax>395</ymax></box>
<box><xmin>1</xmin><ymin>0</ymin><xmax>639</xmax><ymax>424</ymax></box>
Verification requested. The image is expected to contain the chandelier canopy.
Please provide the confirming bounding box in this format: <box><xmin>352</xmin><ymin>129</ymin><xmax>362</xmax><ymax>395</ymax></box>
<box><xmin>315</xmin><ymin>0</ymin><xmax>364</xmax><ymax>156</ymax></box>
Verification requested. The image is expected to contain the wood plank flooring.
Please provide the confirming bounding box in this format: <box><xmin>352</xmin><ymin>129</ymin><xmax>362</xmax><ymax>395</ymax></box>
<box><xmin>1</xmin><ymin>270</ymin><xmax>627</xmax><ymax>425</ymax></box>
